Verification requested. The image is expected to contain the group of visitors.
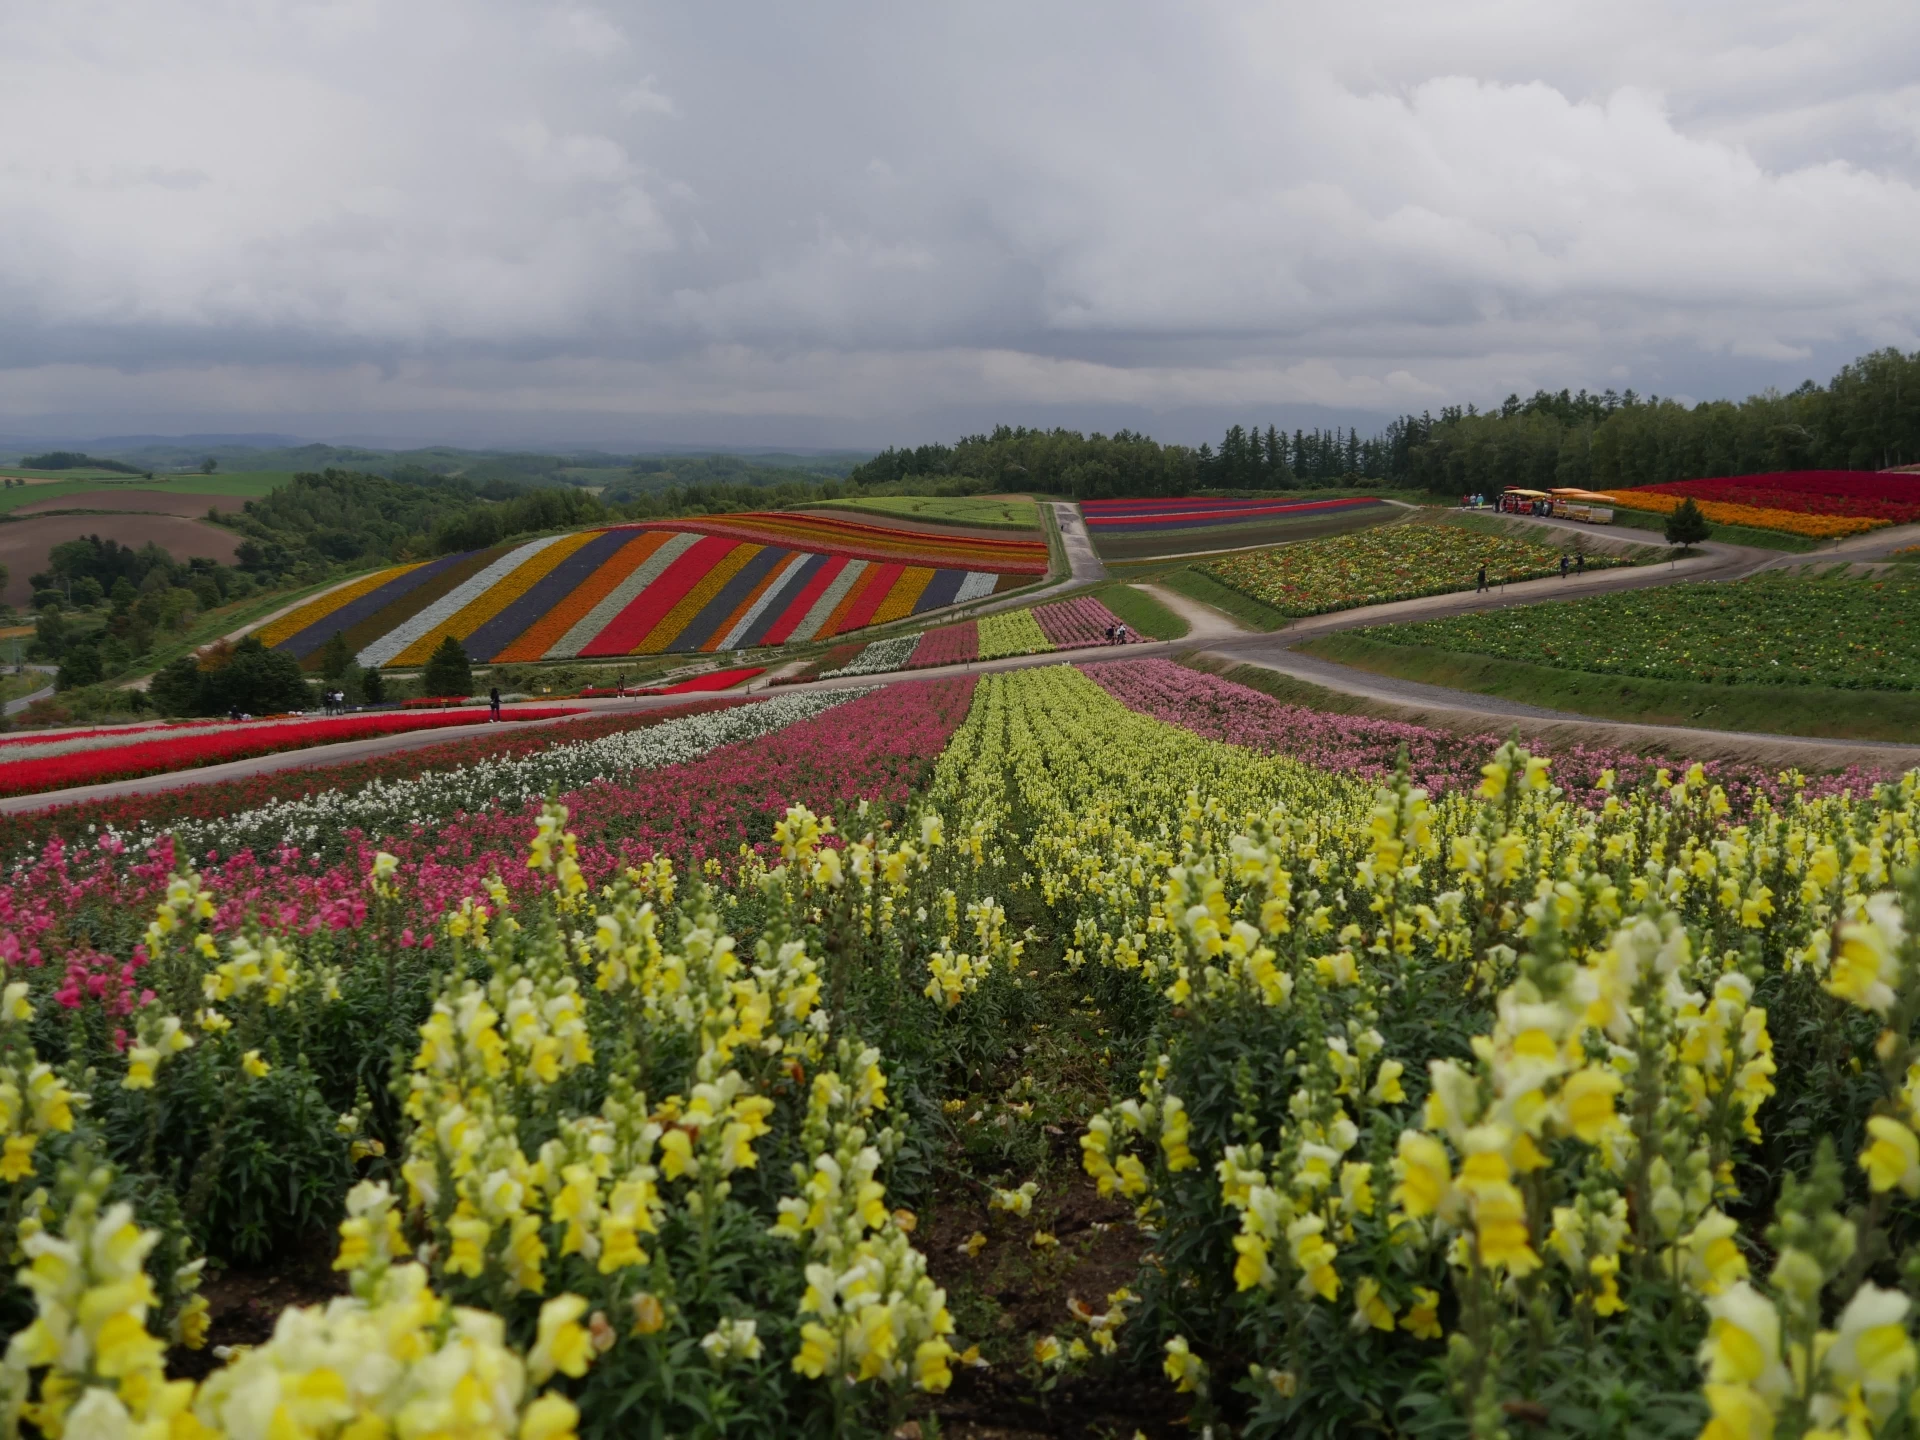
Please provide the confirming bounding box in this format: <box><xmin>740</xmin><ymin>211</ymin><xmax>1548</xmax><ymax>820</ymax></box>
<box><xmin>1105</xmin><ymin>623</ymin><xmax>1133</xmax><ymax>644</ymax></box>
<box><xmin>1475</xmin><ymin>551</ymin><xmax>1585</xmax><ymax>594</ymax></box>
<box><xmin>320</xmin><ymin>688</ymin><xmax>349</xmax><ymax>715</ymax></box>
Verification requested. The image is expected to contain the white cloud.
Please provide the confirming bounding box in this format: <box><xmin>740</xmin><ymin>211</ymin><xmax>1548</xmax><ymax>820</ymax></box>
<box><xmin>1</xmin><ymin>0</ymin><xmax>1917</xmax><ymax>440</ymax></box>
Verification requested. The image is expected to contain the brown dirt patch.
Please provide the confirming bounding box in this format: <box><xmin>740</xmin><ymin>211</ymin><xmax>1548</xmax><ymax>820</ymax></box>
<box><xmin>0</xmin><ymin>514</ymin><xmax>241</xmax><ymax>606</ymax></box>
<box><xmin>918</xmin><ymin>1164</ymin><xmax>1186</xmax><ymax>1438</ymax></box>
<box><xmin>799</xmin><ymin>505</ymin><xmax>1044</xmax><ymax>542</ymax></box>
<box><xmin>13</xmin><ymin>488</ymin><xmax>248</xmax><ymax>518</ymax></box>
<box><xmin>167</xmin><ymin>1229</ymin><xmax>346</xmax><ymax>1383</ymax></box>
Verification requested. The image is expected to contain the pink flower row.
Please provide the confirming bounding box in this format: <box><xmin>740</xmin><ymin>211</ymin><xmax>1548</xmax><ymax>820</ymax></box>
<box><xmin>1080</xmin><ymin>658</ymin><xmax>1895</xmax><ymax>810</ymax></box>
<box><xmin>0</xmin><ymin>678</ymin><xmax>978</xmax><ymax>1001</ymax></box>
<box><xmin>1032</xmin><ymin>596</ymin><xmax>1137</xmax><ymax>648</ymax></box>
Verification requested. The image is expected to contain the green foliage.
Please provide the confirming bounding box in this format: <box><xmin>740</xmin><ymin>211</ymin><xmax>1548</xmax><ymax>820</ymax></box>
<box><xmin>17</xmin><ymin>450</ymin><xmax>145</xmax><ymax>475</ymax></box>
<box><xmin>428</xmin><ymin>485</ymin><xmax>605</xmax><ymax>553</ymax></box>
<box><xmin>151</xmin><ymin>636</ymin><xmax>315</xmax><ymax>716</ymax></box>
<box><xmin>421</xmin><ymin>633</ymin><xmax>473</xmax><ymax>697</ymax></box>
<box><xmin>850</xmin><ymin>425</ymin><xmax>1197</xmax><ymax>500</ymax></box>
<box><xmin>1362</xmin><ymin>569</ymin><xmax>1920</xmax><ymax>689</ymax></box>
<box><xmin>319</xmin><ymin>630</ymin><xmax>354</xmax><ymax>682</ymax></box>
<box><xmin>1665</xmin><ymin>497</ymin><xmax>1712</xmax><ymax>548</ymax></box>
<box><xmin>1393</xmin><ymin>346</ymin><xmax>1920</xmax><ymax>493</ymax></box>
<box><xmin>54</xmin><ymin>643</ymin><xmax>102</xmax><ymax>691</ymax></box>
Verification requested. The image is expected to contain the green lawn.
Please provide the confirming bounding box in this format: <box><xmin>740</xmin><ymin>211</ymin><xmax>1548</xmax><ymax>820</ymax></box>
<box><xmin>0</xmin><ymin>471</ymin><xmax>291</xmax><ymax>511</ymax></box>
<box><xmin>1092</xmin><ymin>583</ymin><xmax>1189</xmax><ymax>640</ymax></box>
<box><xmin>1297</xmin><ymin>633</ymin><xmax>1920</xmax><ymax>743</ymax></box>
<box><xmin>1156</xmin><ymin>567</ymin><xmax>1295</xmax><ymax>631</ymax></box>
<box><xmin>811</xmin><ymin>495</ymin><xmax>1039</xmax><ymax>529</ymax></box>
<box><xmin>1356</xmin><ymin>570</ymin><xmax>1919</xmax><ymax>690</ymax></box>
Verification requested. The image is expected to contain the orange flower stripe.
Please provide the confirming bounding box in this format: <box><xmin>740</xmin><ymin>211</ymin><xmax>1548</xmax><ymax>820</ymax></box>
<box><xmin>1601</xmin><ymin>490</ymin><xmax>1889</xmax><ymax>539</ymax></box>
<box><xmin>635</xmin><ymin>542</ymin><xmax>762</xmax><ymax>653</ymax></box>
<box><xmin>870</xmin><ymin>567</ymin><xmax>936</xmax><ymax>626</ymax></box>
<box><xmin>256</xmin><ymin>563</ymin><xmax>425</xmax><ymax>648</ymax></box>
<box><xmin>387</xmin><ymin>530</ymin><xmax>603</xmax><ymax>667</ymax></box>
<box><xmin>608</xmin><ymin>511</ymin><xmax>1049</xmax><ymax>573</ymax></box>
<box><xmin>491</xmin><ymin>532</ymin><xmax>670</xmax><ymax>663</ymax></box>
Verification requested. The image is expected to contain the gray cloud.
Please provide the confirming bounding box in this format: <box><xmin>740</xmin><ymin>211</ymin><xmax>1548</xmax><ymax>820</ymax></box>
<box><xmin>3</xmin><ymin>0</ymin><xmax>1918</xmax><ymax>447</ymax></box>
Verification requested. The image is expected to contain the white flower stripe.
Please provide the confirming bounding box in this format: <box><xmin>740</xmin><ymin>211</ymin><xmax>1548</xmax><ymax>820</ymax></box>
<box><xmin>98</xmin><ymin>687</ymin><xmax>867</xmax><ymax>858</ymax></box>
<box><xmin>716</xmin><ymin>552</ymin><xmax>809</xmax><ymax>651</ymax></box>
<box><xmin>954</xmin><ymin>570</ymin><xmax>999</xmax><ymax>604</ymax></box>
<box><xmin>357</xmin><ymin>536</ymin><xmax>566</xmax><ymax>669</ymax></box>
<box><xmin>820</xmin><ymin>635</ymin><xmax>919</xmax><ymax>678</ymax></box>
<box><xmin>548</xmin><ymin>532</ymin><xmax>699</xmax><ymax>659</ymax></box>
<box><xmin>789</xmin><ymin>560</ymin><xmax>868</xmax><ymax>643</ymax></box>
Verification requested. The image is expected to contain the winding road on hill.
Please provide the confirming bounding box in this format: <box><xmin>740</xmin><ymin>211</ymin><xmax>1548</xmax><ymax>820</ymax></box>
<box><xmin>5</xmin><ymin>510</ymin><xmax>1918</xmax><ymax>818</ymax></box>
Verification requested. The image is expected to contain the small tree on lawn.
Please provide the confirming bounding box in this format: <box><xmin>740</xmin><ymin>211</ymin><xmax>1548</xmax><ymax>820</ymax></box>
<box><xmin>422</xmin><ymin>634</ymin><xmax>473</xmax><ymax>698</ymax></box>
<box><xmin>361</xmin><ymin>664</ymin><xmax>385</xmax><ymax>705</ymax></box>
<box><xmin>320</xmin><ymin>630</ymin><xmax>353</xmax><ymax>682</ymax></box>
<box><xmin>1665</xmin><ymin>497</ymin><xmax>1710</xmax><ymax>550</ymax></box>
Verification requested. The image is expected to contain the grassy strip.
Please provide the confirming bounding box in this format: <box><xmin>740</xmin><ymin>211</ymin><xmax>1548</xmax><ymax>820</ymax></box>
<box><xmin>1092</xmin><ymin>583</ymin><xmax>1188</xmax><ymax>640</ymax></box>
<box><xmin>1596</xmin><ymin>503</ymin><xmax>1822</xmax><ymax>553</ymax></box>
<box><xmin>1090</xmin><ymin>502</ymin><xmax>1397</xmax><ymax>562</ymax></box>
<box><xmin>1157</xmin><ymin>567</ymin><xmax>1294</xmax><ymax>631</ymax></box>
<box><xmin>807</xmin><ymin>495</ymin><xmax>1039</xmax><ymax>530</ymax></box>
<box><xmin>1297</xmin><ymin>633</ymin><xmax>1920</xmax><ymax>742</ymax></box>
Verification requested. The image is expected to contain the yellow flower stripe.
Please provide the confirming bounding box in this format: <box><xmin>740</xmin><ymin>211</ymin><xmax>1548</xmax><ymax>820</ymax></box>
<box><xmin>387</xmin><ymin>530</ymin><xmax>602</xmax><ymax>667</ymax></box>
<box><xmin>870</xmin><ymin>567</ymin><xmax>936</xmax><ymax>626</ymax></box>
<box><xmin>635</xmin><ymin>542</ymin><xmax>762</xmax><ymax>653</ymax></box>
<box><xmin>977</xmin><ymin>608</ymin><xmax>1051</xmax><ymax>660</ymax></box>
<box><xmin>255</xmin><ymin>563</ymin><xmax>424</xmax><ymax>648</ymax></box>
<box><xmin>1601</xmin><ymin>489</ymin><xmax>1888</xmax><ymax>539</ymax></box>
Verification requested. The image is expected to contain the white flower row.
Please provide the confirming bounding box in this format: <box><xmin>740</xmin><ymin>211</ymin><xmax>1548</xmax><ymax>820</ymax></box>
<box><xmin>820</xmin><ymin>635</ymin><xmax>919</xmax><ymax>679</ymax></box>
<box><xmin>356</xmin><ymin>536</ymin><xmax>567</xmax><ymax>670</ymax></box>
<box><xmin>101</xmin><ymin>687</ymin><xmax>870</xmax><ymax>858</ymax></box>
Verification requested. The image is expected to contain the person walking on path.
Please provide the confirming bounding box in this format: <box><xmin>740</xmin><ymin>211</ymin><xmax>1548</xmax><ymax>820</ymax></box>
<box><xmin>1561</xmin><ymin>553</ymin><xmax>1569</xmax><ymax>579</ymax></box>
<box><xmin>1576</xmin><ymin>552</ymin><xmax>1585</xmax><ymax>576</ymax></box>
<box><xmin>1476</xmin><ymin>564</ymin><xmax>1487</xmax><ymax>593</ymax></box>
<box><xmin>489</xmin><ymin>685</ymin><xmax>502</xmax><ymax>722</ymax></box>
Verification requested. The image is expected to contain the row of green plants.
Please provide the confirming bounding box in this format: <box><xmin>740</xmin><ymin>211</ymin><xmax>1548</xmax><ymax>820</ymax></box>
<box><xmin>1358</xmin><ymin>570</ymin><xmax>1920</xmax><ymax>690</ymax></box>
<box><xmin>922</xmin><ymin>666</ymin><xmax>1920</xmax><ymax>1438</ymax></box>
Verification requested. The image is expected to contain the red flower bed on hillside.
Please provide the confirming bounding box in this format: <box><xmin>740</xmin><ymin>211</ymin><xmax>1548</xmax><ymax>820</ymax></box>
<box><xmin>0</xmin><ymin>706</ymin><xmax>588</xmax><ymax>800</ymax></box>
<box><xmin>1632</xmin><ymin>471</ymin><xmax>1920</xmax><ymax>524</ymax></box>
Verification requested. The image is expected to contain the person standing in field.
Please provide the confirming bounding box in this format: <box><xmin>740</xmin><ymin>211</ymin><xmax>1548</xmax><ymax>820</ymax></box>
<box><xmin>489</xmin><ymin>685</ymin><xmax>502</xmax><ymax>722</ymax></box>
<box><xmin>1476</xmin><ymin>564</ymin><xmax>1487</xmax><ymax>593</ymax></box>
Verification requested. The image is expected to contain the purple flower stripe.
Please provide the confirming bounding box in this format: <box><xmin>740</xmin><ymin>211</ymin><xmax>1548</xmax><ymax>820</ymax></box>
<box><xmin>1080</xmin><ymin>658</ymin><xmax>1896</xmax><ymax>812</ymax></box>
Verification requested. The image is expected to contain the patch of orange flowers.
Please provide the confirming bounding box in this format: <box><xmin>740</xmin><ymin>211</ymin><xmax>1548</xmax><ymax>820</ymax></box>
<box><xmin>1598</xmin><ymin>489</ymin><xmax>1887</xmax><ymax>539</ymax></box>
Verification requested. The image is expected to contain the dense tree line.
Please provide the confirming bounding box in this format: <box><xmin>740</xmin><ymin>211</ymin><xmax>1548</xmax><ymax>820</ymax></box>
<box><xmin>1396</xmin><ymin>348</ymin><xmax>1920</xmax><ymax>493</ymax></box>
<box><xmin>848</xmin><ymin>425</ymin><xmax>1195</xmax><ymax>499</ymax></box>
<box><xmin>217</xmin><ymin>469</ymin><xmax>612</xmax><ymax>578</ymax></box>
<box><xmin>16</xmin><ymin>451</ymin><xmax>147</xmax><ymax>475</ymax></box>
<box><xmin>1179</xmin><ymin>345</ymin><xmax>1920</xmax><ymax>495</ymax></box>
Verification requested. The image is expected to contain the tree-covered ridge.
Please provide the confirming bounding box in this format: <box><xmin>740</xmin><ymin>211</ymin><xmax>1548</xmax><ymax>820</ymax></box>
<box><xmin>849</xmin><ymin>425</ymin><xmax>1198</xmax><ymax>499</ymax></box>
<box><xmin>1193</xmin><ymin>345</ymin><xmax>1920</xmax><ymax>495</ymax></box>
<box><xmin>847</xmin><ymin>349</ymin><xmax>1920</xmax><ymax>500</ymax></box>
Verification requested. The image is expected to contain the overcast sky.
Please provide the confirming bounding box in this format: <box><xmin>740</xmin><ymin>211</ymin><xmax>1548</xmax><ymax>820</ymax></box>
<box><xmin>5</xmin><ymin>1</ymin><xmax>1919</xmax><ymax>450</ymax></box>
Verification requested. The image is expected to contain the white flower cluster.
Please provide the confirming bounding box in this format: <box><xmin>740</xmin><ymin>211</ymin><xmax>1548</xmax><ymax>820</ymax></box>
<box><xmin>94</xmin><ymin>688</ymin><xmax>870</xmax><ymax>858</ymax></box>
<box><xmin>820</xmin><ymin>636</ymin><xmax>919</xmax><ymax>679</ymax></box>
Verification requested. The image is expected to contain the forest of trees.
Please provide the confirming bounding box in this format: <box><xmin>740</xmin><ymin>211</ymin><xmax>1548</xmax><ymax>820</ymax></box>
<box><xmin>848</xmin><ymin>426</ymin><xmax>1196</xmax><ymax>499</ymax></box>
<box><xmin>851</xmin><ymin>346</ymin><xmax>1920</xmax><ymax>499</ymax></box>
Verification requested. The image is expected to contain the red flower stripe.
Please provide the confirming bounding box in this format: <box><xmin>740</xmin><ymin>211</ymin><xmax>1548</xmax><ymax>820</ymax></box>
<box><xmin>580</xmin><ymin>534</ymin><xmax>739</xmax><ymax>657</ymax></box>
<box><xmin>759</xmin><ymin>556</ymin><xmax>849</xmax><ymax>647</ymax></box>
<box><xmin>0</xmin><ymin>707</ymin><xmax>587</xmax><ymax>800</ymax></box>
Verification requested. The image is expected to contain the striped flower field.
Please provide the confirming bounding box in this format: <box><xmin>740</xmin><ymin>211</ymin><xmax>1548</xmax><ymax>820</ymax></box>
<box><xmin>258</xmin><ymin>512</ymin><xmax>1047</xmax><ymax>669</ymax></box>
